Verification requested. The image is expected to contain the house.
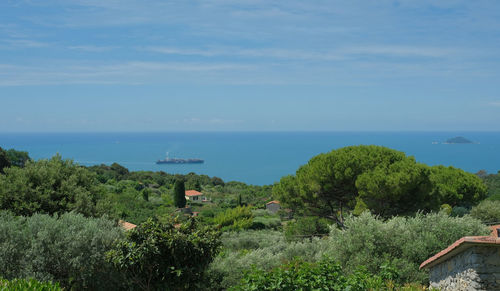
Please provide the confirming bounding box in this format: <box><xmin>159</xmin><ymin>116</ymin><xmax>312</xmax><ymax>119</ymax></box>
<box><xmin>119</xmin><ymin>220</ymin><xmax>137</xmax><ymax>231</ymax></box>
<box><xmin>420</xmin><ymin>224</ymin><xmax>500</xmax><ymax>290</ymax></box>
<box><xmin>266</xmin><ymin>200</ymin><xmax>281</xmax><ymax>213</ymax></box>
<box><xmin>185</xmin><ymin>190</ymin><xmax>209</xmax><ymax>202</ymax></box>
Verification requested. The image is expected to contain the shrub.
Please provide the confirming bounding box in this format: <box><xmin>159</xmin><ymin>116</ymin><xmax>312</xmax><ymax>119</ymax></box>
<box><xmin>0</xmin><ymin>155</ymin><xmax>103</xmax><ymax>217</ymax></box>
<box><xmin>0</xmin><ymin>278</ymin><xmax>61</xmax><ymax>291</ymax></box>
<box><xmin>208</xmin><ymin>230</ymin><xmax>330</xmax><ymax>289</ymax></box>
<box><xmin>327</xmin><ymin>211</ymin><xmax>490</xmax><ymax>284</ymax></box>
<box><xmin>0</xmin><ymin>211</ymin><xmax>124</xmax><ymax>290</ymax></box>
<box><xmin>213</xmin><ymin>206</ymin><xmax>253</xmax><ymax>231</ymax></box>
<box><xmin>284</xmin><ymin>216</ymin><xmax>331</xmax><ymax>240</ymax></box>
<box><xmin>231</xmin><ymin>258</ymin><xmax>413</xmax><ymax>291</ymax></box>
<box><xmin>107</xmin><ymin>217</ymin><xmax>221</xmax><ymax>290</ymax></box>
<box><xmin>470</xmin><ymin>200</ymin><xmax>500</xmax><ymax>224</ymax></box>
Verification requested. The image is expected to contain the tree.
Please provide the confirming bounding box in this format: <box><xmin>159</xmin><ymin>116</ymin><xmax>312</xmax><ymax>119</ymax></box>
<box><xmin>355</xmin><ymin>158</ymin><xmax>436</xmax><ymax>217</ymax></box>
<box><xmin>173</xmin><ymin>179</ymin><xmax>186</xmax><ymax>208</ymax></box>
<box><xmin>274</xmin><ymin>146</ymin><xmax>408</xmax><ymax>226</ymax></box>
<box><xmin>107</xmin><ymin>218</ymin><xmax>221</xmax><ymax>290</ymax></box>
<box><xmin>274</xmin><ymin>145</ymin><xmax>489</xmax><ymax>221</ymax></box>
<box><xmin>430</xmin><ymin>165</ymin><xmax>487</xmax><ymax>207</ymax></box>
<box><xmin>5</xmin><ymin>149</ymin><xmax>30</xmax><ymax>167</ymax></box>
<box><xmin>0</xmin><ymin>155</ymin><xmax>103</xmax><ymax>217</ymax></box>
<box><xmin>0</xmin><ymin>147</ymin><xmax>10</xmax><ymax>174</ymax></box>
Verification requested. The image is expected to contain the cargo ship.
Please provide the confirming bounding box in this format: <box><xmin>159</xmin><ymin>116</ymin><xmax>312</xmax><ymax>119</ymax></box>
<box><xmin>156</xmin><ymin>152</ymin><xmax>204</xmax><ymax>164</ymax></box>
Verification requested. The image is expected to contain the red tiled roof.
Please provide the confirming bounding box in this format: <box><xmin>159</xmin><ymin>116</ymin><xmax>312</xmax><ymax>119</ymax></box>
<box><xmin>266</xmin><ymin>200</ymin><xmax>280</xmax><ymax>205</ymax></box>
<box><xmin>119</xmin><ymin>220</ymin><xmax>137</xmax><ymax>231</ymax></box>
<box><xmin>490</xmin><ymin>224</ymin><xmax>500</xmax><ymax>237</ymax></box>
<box><xmin>420</xmin><ymin>236</ymin><xmax>500</xmax><ymax>269</ymax></box>
<box><xmin>185</xmin><ymin>190</ymin><xmax>202</xmax><ymax>196</ymax></box>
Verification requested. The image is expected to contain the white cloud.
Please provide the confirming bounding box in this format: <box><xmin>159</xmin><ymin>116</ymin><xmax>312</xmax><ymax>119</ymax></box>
<box><xmin>68</xmin><ymin>45</ymin><xmax>117</xmax><ymax>52</ymax></box>
<box><xmin>489</xmin><ymin>101</ymin><xmax>500</xmax><ymax>107</ymax></box>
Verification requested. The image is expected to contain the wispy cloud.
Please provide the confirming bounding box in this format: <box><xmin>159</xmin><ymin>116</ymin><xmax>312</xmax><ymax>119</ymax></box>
<box><xmin>0</xmin><ymin>38</ymin><xmax>48</xmax><ymax>49</ymax></box>
<box><xmin>144</xmin><ymin>45</ymin><xmax>458</xmax><ymax>61</ymax></box>
<box><xmin>489</xmin><ymin>101</ymin><xmax>500</xmax><ymax>107</ymax></box>
<box><xmin>0</xmin><ymin>61</ymin><xmax>256</xmax><ymax>86</ymax></box>
<box><xmin>67</xmin><ymin>45</ymin><xmax>117</xmax><ymax>52</ymax></box>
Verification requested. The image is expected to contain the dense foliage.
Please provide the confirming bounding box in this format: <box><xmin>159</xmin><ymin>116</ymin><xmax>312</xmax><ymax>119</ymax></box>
<box><xmin>328</xmin><ymin>211</ymin><xmax>490</xmax><ymax>284</ymax></box>
<box><xmin>274</xmin><ymin>145</ymin><xmax>487</xmax><ymax>221</ymax></box>
<box><xmin>232</xmin><ymin>258</ymin><xmax>429</xmax><ymax>291</ymax></box>
<box><xmin>208</xmin><ymin>230</ymin><xmax>330</xmax><ymax>289</ymax></box>
<box><xmin>107</xmin><ymin>217</ymin><xmax>221</xmax><ymax>291</ymax></box>
<box><xmin>0</xmin><ymin>146</ymin><xmax>496</xmax><ymax>290</ymax></box>
<box><xmin>0</xmin><ymin>278</ymin><xmax>62</xmax><ymax>291</ymax></box>
<box><xmin>0</xmin><ymin>211</ymin><xmax>124</xmax><ymax>290</ymax></box>
<box><xmin>0</xmin><ymin>155</ymin><xmax>104</xmax><ymax>217</ymax></box>
<box><xmin>173</xmin><ymin>179</ymin><xmax>186</xmax><ymax>208</ymax></box>
<box><xmin>213</xmin><ymin>205</ymin><xmax>253</xmax><ymax>231</ymax></box>
<box><xmin>470</xmin><ymin>200</ymin><xmax>500</xmax><ymax>224</ymax></box>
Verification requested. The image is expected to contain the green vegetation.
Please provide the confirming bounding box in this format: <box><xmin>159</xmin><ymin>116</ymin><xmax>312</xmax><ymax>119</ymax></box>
<box><xmin>274</xmin><ymin>145</ymin><xmax>487</xmax><ymax>223</ymax></box>
<box><xmin>470</xmin><ymin>200</ymin><xmax>500</xmax><ymax>224</ymax></box>
<box><xmin>0</xmin><ymin>155</ymin><xmax>105</xmax><ymax>217</ymax></box>
<box><xmin>108</xmin><ymin>217</ymin><xmax>220</xmax><ymax>290</ymax></box>
<box><xmin>0</xmin><ymin>278</ymin><xmax>61</xmax><ymax>291</ymax></box>
<box><xmin>0</xmin><ymin>145</ymin><xmax>496</xmax><ymax>290</ymax></box>
<box><xmin>0</xmin><ymin>211</ymin><xmax>124</xmax><ymax>290</ymax></box>
<box><xmin>173</xmin><ymin>179</ymin><xmax>187</xmax><ymax>208</ymax></box>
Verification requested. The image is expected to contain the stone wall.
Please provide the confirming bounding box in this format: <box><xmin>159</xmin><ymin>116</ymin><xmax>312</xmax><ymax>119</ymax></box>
<box><xmin>428</xmin><ymin>245</ymin><xmax>500</xmax><ymax>290</ymax></box>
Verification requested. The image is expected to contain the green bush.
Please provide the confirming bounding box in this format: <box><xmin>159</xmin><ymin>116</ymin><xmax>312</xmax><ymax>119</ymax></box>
<box><xmin>284</xmin><ymin>216</ymin><xmax>332</xmax><ymax>241</ymax></box>
<box><xmin>0</xmin><ymin>155</ymin><xmax>104</xmax><ymax>217</ymax></box>
<box><xmin>327</xmin><ymin>211</ymin><xmax>490</xmax><ymax>284</ymax></box>
<box><xmin>107</xmin><ymin>217</ymin><xmax>221</xmax><ymax>290</ymax></box>
<box><xmin>0</xmin><ymin>211</ymin><xmax>124</xmax><ymax>290</ymax></box>
<box><xmin>0</xmin><ymin>278</ymin><xmax>61</xmax><ymax>291</ymax></box>
<box><xmin>470</xmin><ymin>200</ymin><xmax>500</xmax><ymax>224</ymax></box>
<box><xmin>213</xmin><ymin>206</ymin><xmax>253</xmax><ymax>231</ymax></box>
<box><xmin>208</xmin><ymin>230</ymin><xmax>330</xmax><ymax>289</ymax></box>
<box><xmin>231</xmin><ymin>258</ymin><xmax>403</xmax><ymax>291</ymax></box>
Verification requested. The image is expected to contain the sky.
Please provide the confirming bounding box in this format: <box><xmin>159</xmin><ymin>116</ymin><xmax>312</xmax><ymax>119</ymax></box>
<box><xmin>1</xmin><ymin>0</ymin><xmax>500</xmax><ymax>132</ymax></box>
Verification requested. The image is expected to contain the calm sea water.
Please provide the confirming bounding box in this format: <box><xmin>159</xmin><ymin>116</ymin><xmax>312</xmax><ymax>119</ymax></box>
<box><xmin>1</xmin><ymin>132</ymin><xmax>499</xmax><ymax>185</ymax></box>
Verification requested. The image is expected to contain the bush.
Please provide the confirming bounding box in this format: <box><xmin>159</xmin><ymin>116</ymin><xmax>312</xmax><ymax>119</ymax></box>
<box><xmin>231</xmin><ymin>257</ymin><xmax>425</xmax><ymax>291</ymax></box>
<box><xmin>0</xmin><ymin>155</ymin><xmax>104</xmax><ymax>217</ymax></box>
<box><xmin>107</xmin><ymin>217</ymin><xmax>221</xmax><ymax>290</ymax></box>
<box><xmin>0</xmin><ymin>211</ymin><xmax>124</xmax><ymax>290</ymax></box>
<box><xmin>0</xmin><ymin>278</ymin><xmax>61</xmax><ymax>291</ymax></box>
<box><xmin>327</xmin><ymin>211</ymin><xmax>490</xmax><ymax>284</ymax></box>
<box><xmin>208</xmin><ymin>230</ymin><xmax>330</xmax><ymax>289</ymax></box>
<box><xmin>470</xmin><ymin>200</ymin><xmax>500</xmax><ymax>224</ymax></box>
<box><xmin>284</xmin><ymin>216</ymin><xmax>331</xmax><ymax>240</ymax></box>
<box><xmin>213</xmin><ymin>206</ymin><xmax>253</xmax><ymax>231</ymax></box>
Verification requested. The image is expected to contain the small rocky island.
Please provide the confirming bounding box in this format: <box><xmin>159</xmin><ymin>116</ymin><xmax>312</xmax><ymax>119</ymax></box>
<box><xmin>445</xmin><ymin>136</ymin><xmax>474</xmax><ymax>144</ymax></box>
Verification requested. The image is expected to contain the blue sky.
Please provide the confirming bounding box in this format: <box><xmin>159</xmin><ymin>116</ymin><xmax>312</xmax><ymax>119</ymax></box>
<box><xmin>1</xmin><ymin>0</ymin><xmax>500</xmax><ymax>132</ymax></box>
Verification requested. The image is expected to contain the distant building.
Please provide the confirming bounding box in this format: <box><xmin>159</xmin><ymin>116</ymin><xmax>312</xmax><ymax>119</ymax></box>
<box><xmin>266</xmin><ymin>200</ymin><xmax>281</xmax><ymax>213</ymax></box>
<box><xmin>119</xmin><ymin>220</ymin><xmax>137</xmax><ymax>231</ymax></box>
<box><xmin>420</xmin><ymin>224</ymin><xmax>500</xmax><ymax>290</ymax></box>
<box><xmin>185</xmin><ymin>190</ymin><xmax>209</xmax><ymax>202</ymax></box>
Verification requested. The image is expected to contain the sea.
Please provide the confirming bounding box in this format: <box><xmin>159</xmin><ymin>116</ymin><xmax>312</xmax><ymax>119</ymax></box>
<box><xmin>1</xmin><ymin>132</ymin><xmax>499</xmax><ymax>185</ymax></box>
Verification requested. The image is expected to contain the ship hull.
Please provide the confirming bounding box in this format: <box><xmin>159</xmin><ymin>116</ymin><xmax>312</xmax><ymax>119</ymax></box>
<box><xmin>156</xmin><ymin>160</ymin><xmax>204</xmax><ymax>164</ymax></box>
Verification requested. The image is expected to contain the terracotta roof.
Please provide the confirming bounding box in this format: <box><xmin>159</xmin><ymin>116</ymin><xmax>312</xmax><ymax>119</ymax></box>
<box><xmin>490</xmin><ymin>224</ymin><xmax>500</xmax><ymax>237</ymax></box>
<box><xmin>266</xmin><ymin>200</ymin><xmax>280</xmax><ymax>205</ymax></box>
<box><xmin>119</xmin><ymin>220</ymin><xmax>137</xmax><ymax>231</ymax></box>
<box><xmin>420</xmin><ymin>236</ymin><xmax>500</xmax><ymax>269</ymax></box>
<box><xmin>185</xmin><ymin>190</ymin><xmax>202</xmax><ymax>196</ymax></box>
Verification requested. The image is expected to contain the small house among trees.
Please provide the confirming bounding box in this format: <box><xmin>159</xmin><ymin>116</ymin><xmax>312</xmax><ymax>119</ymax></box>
<box><xmin>266</xmin><ymin>201</ymin><xmax>281</xmax><ymax>213</ymax></box>
<box><xmin>420</xmin><ymin>225</ymin><xmax>500</xmax><ymax>290</ymax></box>
<box><xmin>185</xmin><ymin>190</ymin><xmax>206</xmax><ymax>202</ymax></box>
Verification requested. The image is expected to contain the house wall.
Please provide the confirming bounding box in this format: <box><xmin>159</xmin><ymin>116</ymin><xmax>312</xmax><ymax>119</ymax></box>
<box><xmin>428</xmin><ymin>246</ymin><xmax>500</xmax><ymax>291</ymax></box>
<box><xmin>266</xmin><ymin>203</ymin><xmax>280</xmax><ymax>213</ymax></box>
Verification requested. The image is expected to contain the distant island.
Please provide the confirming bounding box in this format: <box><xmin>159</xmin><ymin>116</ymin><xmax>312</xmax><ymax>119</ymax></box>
<box><xmin>444</xmin><ymin>136</ymin><xmax>474</xmax><ymax>144</ymax></box>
